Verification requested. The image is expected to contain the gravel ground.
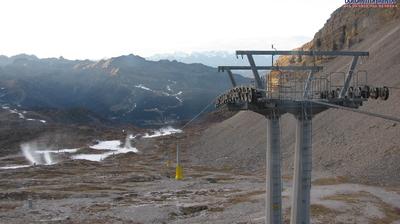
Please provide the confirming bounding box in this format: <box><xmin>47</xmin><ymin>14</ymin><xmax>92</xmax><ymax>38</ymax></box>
<box><xmin>0</xmin><ymin>132</ymin><xmax>399</xmax><ymax>224</ymax></box>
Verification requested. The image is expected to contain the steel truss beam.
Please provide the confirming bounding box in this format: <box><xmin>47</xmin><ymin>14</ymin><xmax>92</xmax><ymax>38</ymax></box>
<box><xmin>233</xmin><ymin>50</ymin><xmax>368</xmax><ymax>100</ymax></box>
<box><xmin>236</xmin><ymin>50</ymin><xmax>369</xmax><ymax>57</ymax></box>
<box><xmin>246</xmin><ymin>54</ymin><xmax>264</xmax><ymax>89</ymax></box>
<box><xmin>306</xmin><ymin>100</ymin><xmax>400</xmax><ymax>123</ymax></box>
<box><xmin>218</xmin><ymin>66</ymin><xmax>323</xmax><ymax>72</ymax></box>
<box><xmin>225</xmin><ymin>69</ymin><xmax>237</xmax><ymax>87</ymax></box>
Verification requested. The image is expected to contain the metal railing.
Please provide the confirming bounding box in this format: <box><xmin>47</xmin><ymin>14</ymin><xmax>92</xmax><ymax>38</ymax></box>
<box><xmin>261</xmin><ymin>70</ymin><xmax>368</xmax><ymax>100</ymax></box>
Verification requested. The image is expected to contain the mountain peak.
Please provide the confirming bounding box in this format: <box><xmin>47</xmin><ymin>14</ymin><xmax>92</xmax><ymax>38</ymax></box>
<box><xmin>0</xmin><ymin>54</ymin><xmax>39</xmax><ymax>66</ymax></box>
<box><xmin>112</xmin><ymin>54</ymin><xmax>146</xmax><ymax>64</ymax></box>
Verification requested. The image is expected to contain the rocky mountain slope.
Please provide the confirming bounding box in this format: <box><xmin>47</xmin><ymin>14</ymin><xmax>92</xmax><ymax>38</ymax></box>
<box><xmin>188</xmin><ymin>6</ymin><xmax>400</xmax><ymax>186</ymax></box>
<box><xmin>0</xmin><ymin>54</ymin><xmax>250</xmax><ymax>126</ymax></box>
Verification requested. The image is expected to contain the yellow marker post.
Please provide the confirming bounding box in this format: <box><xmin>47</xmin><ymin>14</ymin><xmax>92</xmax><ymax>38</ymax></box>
<box><xmin>175</xmin><ymin>144</ymin><xmax>183</xmax><ymax>180</ymax></box>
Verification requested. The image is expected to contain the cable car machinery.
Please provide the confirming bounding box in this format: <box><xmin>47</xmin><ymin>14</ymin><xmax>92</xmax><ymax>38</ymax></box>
<box><xmin>215</xmin><ymin>50</ymin><xmax>398</xmax><ymax>224</ymax></box>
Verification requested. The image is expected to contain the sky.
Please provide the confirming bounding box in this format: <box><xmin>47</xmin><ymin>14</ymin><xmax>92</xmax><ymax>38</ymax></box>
<box><xmin>0</xmin><ymin>0</ymin><xmax>344</xmax><ymax>60</ymax></box>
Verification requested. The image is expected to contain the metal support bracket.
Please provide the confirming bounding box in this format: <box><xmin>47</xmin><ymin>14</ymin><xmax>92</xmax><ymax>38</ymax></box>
<box><xmin>246</xmin><ymin>54</ymin><xmax>264</xmax><ymax>89</ymax></box>
<box><xmin>218</xmin><ymin>66</ymin><xmax>323</xmax><ymax>72</ymax></box>
<box><xmin>303</xmin><ymin>71</ymin><xmax>314</xmax><ymax>99</ymax></box>
<box><xmin>236</xmin><ymin>50</ymin><xmax>369</xmax><ymax>57</ymax></box>
<box><xmin>226</xmin><ymin>69</ymin><xmax>237</xmax><ymax>87</ymax></box>
<box><xmin>339</xmin><ymin>56</ymin><xmax>359</xmax><ymax>98</ymax></box>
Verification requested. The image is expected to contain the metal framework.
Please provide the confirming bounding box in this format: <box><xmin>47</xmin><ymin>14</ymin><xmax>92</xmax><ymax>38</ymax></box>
<box><xmin>235</xmin><ymin>50</ymin><xmax>369</xmax><ymax>56</ymax></box>
<box><xmin>218</xmin><ymin>65</ymin><xmax>323</xmax><ymax>89</ymax></box>
<box><xmin>218</xmin><ymin>66</ymin><xmax>323</xmax><ymax>71</ymax></box>
<box><xmin>215</xmin><ymin>49</ymin><xmax>397</xmax><ymax>224</ymax></box>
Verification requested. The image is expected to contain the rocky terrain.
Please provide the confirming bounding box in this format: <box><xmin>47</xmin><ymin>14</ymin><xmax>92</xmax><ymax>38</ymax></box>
<box><xmin>0</xmin><ymin>102</ymin><xmax>398</xmax><ymax>223</ymax></box>
<box><xmin>1</xmin><ymin>121</ymin><xmax>399</xmax><ymax>224</ymax></box>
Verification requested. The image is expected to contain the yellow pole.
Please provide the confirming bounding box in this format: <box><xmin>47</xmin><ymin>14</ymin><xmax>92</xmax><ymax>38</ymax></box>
<box><xmin>175</xmin><ymin>143</ymin><xmax>183</xmax><ymax>180</ymax></box>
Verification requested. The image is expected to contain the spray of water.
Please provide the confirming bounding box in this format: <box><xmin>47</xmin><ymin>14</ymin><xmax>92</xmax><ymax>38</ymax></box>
<box><xmin>142</xmin><ymin>126</ymin><xmax>182</xmax><ymax>138</ymax></box>
<box><xmin>20</xmin><ymin>142</ymin><xmax>55</xmax><ymax>165</ymax></box>
<box><xmin>124</xmin><ymin>134</ymin><xmax>132</xmax><ymax>149</ymax></box>
<box><xmin>17</xmin><ymin>133</ymin><xmax>139</xmax><ymax>165</ymax></box>
<box><xmin>21</xmin><ymin>143</ymin><xmax>43</xmax><ymax>165</ymax></box>
<box><xmin>43</xmin><ymin>151</ymin><xmax>54</xmax><ymax>165</ymax></box>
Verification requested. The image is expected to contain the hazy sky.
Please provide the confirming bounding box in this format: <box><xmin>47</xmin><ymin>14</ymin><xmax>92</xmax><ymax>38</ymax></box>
<box><xmin>0</xmin><ymin>0</ymin><xmax>344</xmax><ymax>59</ymax></box>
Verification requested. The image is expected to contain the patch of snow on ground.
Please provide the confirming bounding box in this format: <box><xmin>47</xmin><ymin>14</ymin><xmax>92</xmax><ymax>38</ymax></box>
<box><xmin>26</xmin><ymin>118</ymin><xmax>47</xmax><ymax>123</ymax></box>
<box><xmin>90</xmin><ymin>140</ymin><xmax>122</xmax><ymax>150</ymax></box>
<box><xmin>2</xmin><ymin>136</ymin><xmax>138</xmax><ymax>169</ymax></box>
<box><xmin>0</xmin><ymin>165</ymin><xmax>31</xmax><ymax>170</ymax></box>
<box><xmin>135</xmin><ymin>84</ymin><xmax>152</xmax><ymax>91</ymax></box>
<box><xmin>1</xmin><ymin>106</ymin><xmax>46</xmax><ymax>124</ymax></box>
<box><xmin>143</xmin><ymin>126</ymin><xmax>183</xmax><ymax>138</ymax></box>
<box><xmin>173</xmin><ymin>91</ymin><xmax>183</xmax><ymax>96</ymax></box>
<box><xmin>175</xmin><ymin>96</ymin><xmax>183</xmax><ymax>103</ymax></box>
<box><xmin>72</xmin><ymin>147</ymin><xmax>137</xmax><ymax>162</ymax></box>
<box><xmin>73</xmin><ymin>137</ymin><xmax>138</xmax><ymax>162</ymax></box>
<box><xmin>72</xmin><ymin>153</ymin><xmax>115</xmax><ymax>162</ymax></box>
<box><xmin>36</xmin><ymin>148</ymin><xmax>79</xmax><ymax>154</ymax></box>
<box><xmin>9</xmin><ymin>109</ymin><xmax>25</xmax><ymax>119</ymax></box>
<box><xmin>129</xmin><ymin>134</ymin><xmax>140</xmax><ymax>139</ymax></box>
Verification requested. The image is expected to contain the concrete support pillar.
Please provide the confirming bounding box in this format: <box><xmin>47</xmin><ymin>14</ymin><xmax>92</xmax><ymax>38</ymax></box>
<box><xmin>290</xmin><ymin>111</ymin><xmax>312</xmax><ymax>224</ymax></box>
<box><xmin>266</xmin><ymin>114</ymin><xmax>282</xmax><ymax>224</ymax></box>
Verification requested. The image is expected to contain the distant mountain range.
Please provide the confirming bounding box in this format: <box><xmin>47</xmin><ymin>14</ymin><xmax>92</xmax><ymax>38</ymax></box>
<box><xmin>148</xmin><ymin>51</ymin><xmax>272</xmax><ymax>77</ymax></box>
<box><xmin>0</xmin><ymin>54</ymin><xmax>250</xmax><ymax>126</ymax></box>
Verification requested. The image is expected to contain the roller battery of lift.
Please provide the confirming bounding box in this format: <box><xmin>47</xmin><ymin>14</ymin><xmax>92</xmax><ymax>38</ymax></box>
<box><xmin>215</xmin><ymin>50</ymin><xmax>399</xmax><ymax>224</ymax></box>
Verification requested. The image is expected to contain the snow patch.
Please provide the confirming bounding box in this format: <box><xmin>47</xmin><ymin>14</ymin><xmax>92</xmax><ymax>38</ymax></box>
<box><xmin>2</xmin><ymin>106</ymin><xmax>46</xmax><ymax>124</ymax></box>
<box><xmin>143</xmin><ymin>126</ymin><xmax>182</xmax><ymax>138</ymax></box>
<box><xmin>71</xmin><ymin>153</ymin><xmax>114</xmax><ymax>162</ymax></box>
<box><xmin>26</xmin><ymin>118</ymin><xmax>47</xmax><ymax>123</ymax></box>
<box><xmin>73</xmin><ymin>135</ymin><xmax>139</xmax><ymax>162</ymax></box>
<box><xmin>2</xmin><ymin>134</ymin><xmax>139</xmax><ymax>169</ymax></box>
<box><xmin>175</xmin><ymin>96</ymin><xmax>183</xmax><ymax>103</ymax></box>
<box><xmin>90</xmin><ymin>140</ymin><xmax>122</xmax><ymax>151</ymax></box>
<box><xmin>0</xmin><ymin>165</ymin><xmax>30</xmax><ymax>170</ymax></box>
<box><xmin>36</xmin><ymin>148</ymin><xmax>79</xmax><ymax>154</ymax></box>
<box><xmin>129</xmin><ymin>134</ymin><xmax>140</xmax><ymax>139</ymax></box>
<box><xmin>135</xmin><ymin>84</ymin><xmax>152</xmax><ymax>91</ymax></box>
<box><xmin>9</xmin><ymin>109</ymin><xmax>25</xmax><ymax>119</ymax></box>
<box><xmin>72</xmin><ymin>146</ymin><xmax>137</xmax><ymax>162</ymax></box>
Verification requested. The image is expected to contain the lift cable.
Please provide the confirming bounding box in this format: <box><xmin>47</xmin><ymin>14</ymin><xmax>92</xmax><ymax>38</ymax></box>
<box><xmin>181</xmin><ymin>94</ymin><xmax>221</xmax><ymax>130</ymax></box>
<box><xmin>173</xmin><ymin>93</ymin><xmax>222</xmax><ymax>181</ymax></box>
<box><xmin>386</xmin><ymin>86</ymin><xmax>400</xmax><ymax>90</ymax></box>
<box><xmin>305</xmin><ymin>100</ymin><xmax>400</xmax><ymax>123</ymax></box>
